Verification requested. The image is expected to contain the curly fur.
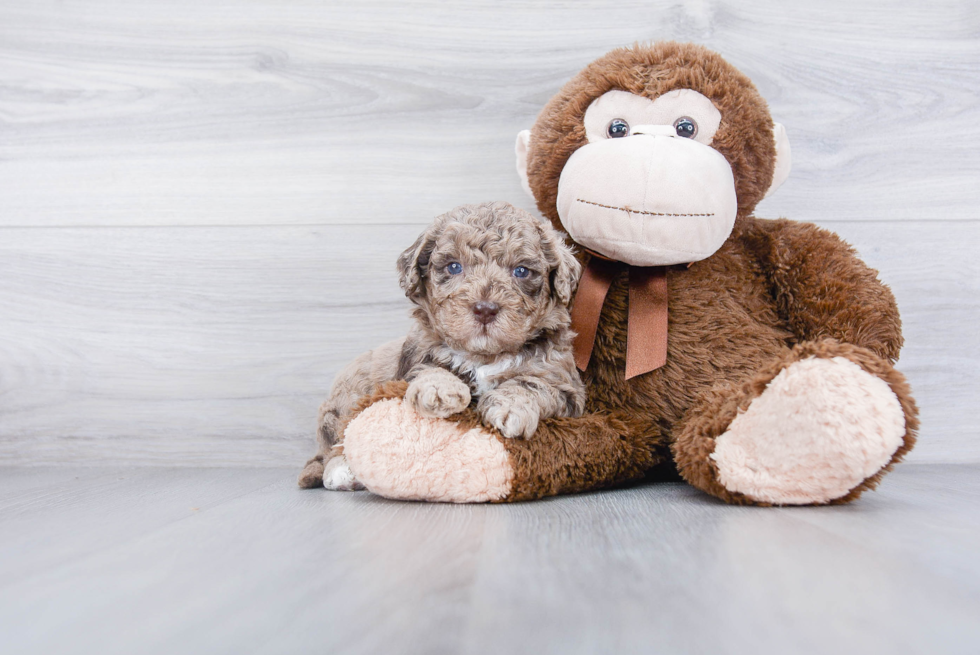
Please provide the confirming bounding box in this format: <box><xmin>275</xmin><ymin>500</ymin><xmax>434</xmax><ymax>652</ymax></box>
<box><xmin>299</xmin><ymin>202</ymin><xmax>586</xmax><ymax>488</ymax></box>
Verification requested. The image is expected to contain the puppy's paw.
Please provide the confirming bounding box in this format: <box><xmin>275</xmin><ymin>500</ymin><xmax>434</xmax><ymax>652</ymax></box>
<box><xmin>323</xmin><ymin>455</ymin><xmax>365</xmax><ymax>491</ymax></box>
<box><xmin>406</xmin><ymin>368</ymin><xmax>472</xmax><ymax>418</ymax></box>
<box><xmin>479</xmin><ymin>388</ymin><xmax>541</xmax><ymax>439</ymax></box>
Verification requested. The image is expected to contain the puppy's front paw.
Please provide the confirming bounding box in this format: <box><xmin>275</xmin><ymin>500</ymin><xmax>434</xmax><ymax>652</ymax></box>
<box><xmin>406</xmin><ymin>368</ymin><xmax>472</xmax><ymax>418</ymax></box>
<box><xmin>323</xmin><ymin>455</ymin><xmax>365</xmax><ymax>491</ymax></box>
<box><xmin>479</xmin><ymin>388</ymin><xmax>541</xmax><ymax>439</ymax></box>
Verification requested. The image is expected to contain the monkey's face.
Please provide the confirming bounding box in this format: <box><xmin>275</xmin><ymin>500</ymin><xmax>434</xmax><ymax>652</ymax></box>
<box><xmin>557</xmin><ymin>88</ymin><xmax>739</xmax><ymax>266</ymax></box>
<box><xmin>516</xmin><ymin>43</ymin><xmax>791</xmax><ymax>267</ymax></box>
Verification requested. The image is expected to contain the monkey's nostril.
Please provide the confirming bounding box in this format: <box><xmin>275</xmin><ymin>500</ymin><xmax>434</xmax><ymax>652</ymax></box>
<box><xmin>473</xmin><ymin>301</ymin><xmax>500</xmax><ymax>325</ymax></box>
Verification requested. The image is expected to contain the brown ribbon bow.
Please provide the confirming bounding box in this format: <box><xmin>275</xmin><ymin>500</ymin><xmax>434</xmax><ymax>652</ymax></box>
<box><xmin>570</xmin><ymin>256</ymin><xmax>668</xmax><ymax>380</ymax></box>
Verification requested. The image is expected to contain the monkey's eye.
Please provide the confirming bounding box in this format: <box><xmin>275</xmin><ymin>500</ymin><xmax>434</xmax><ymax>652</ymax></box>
<box><xmin>512</xmin><ymin>266</ymin><xmax>531</xmax><ymax>278</ymax></box>
<box><xmin>673</xmin><ymin>117</ymin><xmax>698</xmax><ymax>139</ymax></box>
<box><xmin>446</xmin><ymin>262</ymin><xmax>463</xmax><ymax>275</ymax></box>
<box><xmin>606</xmin><ymin>119</ymin><xmax>630</xmax><ymax>138</ymax></box>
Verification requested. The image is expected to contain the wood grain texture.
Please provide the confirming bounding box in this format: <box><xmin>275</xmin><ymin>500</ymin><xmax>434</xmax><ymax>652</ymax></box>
<box><xmin>0</xmin><ymin>465</ymin><xmax>978</xmax><ymax>654</ymax></box>
<box><xmin>0</xmin><ymin>224</ymin><xmax>418</xmax><ymax>466</ymax></box>
<box><xmin>0</xmin><ymin>1</ymin><xmax>977</xmax><ymax>468</ymax></box>
<box><xmin>1</xmin><ymin>0</ymin><xmax>978</xmax><ymax>226</ymax></box>
<box><xmin>0</xmin><ymin>221</ymin><xmax>976</xmax><ymax>465</ymax></box>
<box><xmin>0</xmin><ymin>467</ymin><xmax>286</xmax><ymax>587</ymax></box>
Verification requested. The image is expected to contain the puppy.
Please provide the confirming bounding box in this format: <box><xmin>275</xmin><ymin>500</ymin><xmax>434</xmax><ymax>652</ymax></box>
<box><xmin>297</xmin><ymin>201</ymin><xmax>586</xmax><ymax>491</ymax></box>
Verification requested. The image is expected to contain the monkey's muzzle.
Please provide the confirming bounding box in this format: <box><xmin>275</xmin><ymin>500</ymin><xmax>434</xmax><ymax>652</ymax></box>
<box><xmin>556</xmin><ymin>130</ymin><xmax>738</xmax><ymax>267</ymax></box>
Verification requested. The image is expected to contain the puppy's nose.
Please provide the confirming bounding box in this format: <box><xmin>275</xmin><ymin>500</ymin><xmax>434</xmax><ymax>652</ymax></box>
<box><xmin>472</xmin><ymin>301</ymin><xmax>500</xmax><ymax>325</ymax></box>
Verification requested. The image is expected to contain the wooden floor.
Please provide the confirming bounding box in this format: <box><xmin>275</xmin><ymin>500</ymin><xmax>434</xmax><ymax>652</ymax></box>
<box><xmin>1</xmin><ymin>464</ymin><xmax>978</xmax><ymax>655</ymax></box>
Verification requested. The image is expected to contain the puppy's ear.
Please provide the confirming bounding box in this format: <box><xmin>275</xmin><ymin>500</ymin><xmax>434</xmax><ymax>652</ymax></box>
<box><xmin>538</xmin><ymin>224</ymin><xmax>581</xmax><ymax>306</ymax></box>
<box><xmin>396</xmin><ymin>227</ymin><xmax>437</xmax><ymax>302</ymax></box>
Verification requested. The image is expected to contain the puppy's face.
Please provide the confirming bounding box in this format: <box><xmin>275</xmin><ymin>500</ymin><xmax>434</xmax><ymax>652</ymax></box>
<box><xmin>424</xmin><ymin>225</ymin><xmax>548</xmax><ymax>355</ymax></box>
<box><xmin>398</xmin><ymin>203</ymin><xmax>580</xmax><ymax>356</ymax></box>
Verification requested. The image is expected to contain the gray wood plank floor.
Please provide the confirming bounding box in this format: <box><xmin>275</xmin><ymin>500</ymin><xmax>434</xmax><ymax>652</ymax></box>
<box><xmin>1</xmin><ymin>465</ymin><xmax>978</xmax><ymax>655</ymax></box>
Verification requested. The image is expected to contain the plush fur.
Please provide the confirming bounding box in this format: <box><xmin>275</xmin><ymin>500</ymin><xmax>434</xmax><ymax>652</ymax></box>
<box><xmin>528</xmin><ymin>42</ymin><xmax>777</xmax><ymax>231</ymax></box>
<box><xmin>342</xmin><ymin>382</ymin><xmax>653</xmax><ymax>503</ymax></box>
<box><xmin>333</xmin><ymin>42</ymin><xmax>919</xmax><ymax>505</ymax></box>
<box><xmin>710</xmin><ymin>356</ymin><xmax>906</xmax><ymax>504</ymax></box>
<box><xmin>671</xmin><ymin>339</ymin><xmax>918</xmax><ymax>506</ymax></box>
<box><xmin>343</xmin><ymin>382</ymin><xmax>514</xmax><ymax>503</ymax></box>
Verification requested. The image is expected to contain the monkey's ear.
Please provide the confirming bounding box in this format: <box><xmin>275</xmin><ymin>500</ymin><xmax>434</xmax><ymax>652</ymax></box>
<box><xmin>396</xmin><ymin>229</ymin><xmax>437</xmax><ymax>302</ymax></box>
<box><xmin>539</xmin><ymin>225</ymin><xmax>582</xmax><ymax>306</ymax></box>
<box><xmin>764</xmin><ymin>122</ymin><xmax>792</xmax><ymax>199</ymax></box>
<box><xmin>515</xmin><ymin>130</ymin><xmax>535</xmax><ymax>199</ymax></box>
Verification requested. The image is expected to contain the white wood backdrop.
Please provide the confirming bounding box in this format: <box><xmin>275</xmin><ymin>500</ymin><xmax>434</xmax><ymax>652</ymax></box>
<box><xmin>1</xmin><ymin>0</ymin><xmax>977</xmax><ymax>465</ymax></box>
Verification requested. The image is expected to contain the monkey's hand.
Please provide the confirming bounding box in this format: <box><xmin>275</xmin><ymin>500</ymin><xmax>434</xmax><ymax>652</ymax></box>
<box><xmin>478</xmin><ymin>385</ymin><xmax>541</xmax><ymax>439</ymax></box>
<box><xmin>405</xmin><ymin>367</ymin><xmax>472</xmax><ymax>418</ymax></box>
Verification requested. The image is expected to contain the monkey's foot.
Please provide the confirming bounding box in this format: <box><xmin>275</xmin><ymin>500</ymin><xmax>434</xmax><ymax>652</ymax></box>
<box><xmin>711</xmin><ymin>356</ymin><xmax>905</xmax><ymax>504</ymax></box>
<box><xmin>674</xmin><ymin>341</ymin><xmax>917</xmax><ymax>505</ymax></box>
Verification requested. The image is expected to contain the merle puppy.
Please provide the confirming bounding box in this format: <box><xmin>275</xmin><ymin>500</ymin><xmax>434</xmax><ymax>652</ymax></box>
<box><xmin>298</xmin><ymin>201</ymin><xmax>586</xmax><ymax>490</ymax></box>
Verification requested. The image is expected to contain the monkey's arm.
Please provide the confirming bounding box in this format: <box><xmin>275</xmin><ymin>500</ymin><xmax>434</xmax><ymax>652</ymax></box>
<box><xmin>340</xmin><ymin>381</ymin><xmax>659</xmax><ymax>502</ymax></box>
<box><xmin>750</xmin><ymin>218</ymin><xmax>903</xmax><ymax>362</ymax></box>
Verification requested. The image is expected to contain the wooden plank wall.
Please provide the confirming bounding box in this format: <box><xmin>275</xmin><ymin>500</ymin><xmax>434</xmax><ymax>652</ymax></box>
<box><xmin>1</xmin><ymin>0</ymin><xmax>977</xmax><ymax>466</ymax></box>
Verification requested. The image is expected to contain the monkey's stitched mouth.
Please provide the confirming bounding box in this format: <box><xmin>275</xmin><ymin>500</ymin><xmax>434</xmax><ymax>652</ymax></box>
<box><xmin>575</xmin><ymin>198</ymin><xmax>714</xmax><ymax>218</ymax></box>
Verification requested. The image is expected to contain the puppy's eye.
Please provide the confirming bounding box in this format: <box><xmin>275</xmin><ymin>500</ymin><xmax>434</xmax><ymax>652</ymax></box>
<box><xmin>512</xmin><ymin>266</ymin><xmax>531</xmax><ymax>278</ymax></box>
<box><xmin>606</xmin><ymin>119</ymin><xmax>629</xmax><ymax>138</ymax></box>
<box><xmin>446</xmin><ymin>262</ymin><xmax>463</xmax><ymax>275</ymax></box>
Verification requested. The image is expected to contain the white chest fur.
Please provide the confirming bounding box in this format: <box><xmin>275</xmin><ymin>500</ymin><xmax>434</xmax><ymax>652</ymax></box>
<box><xmin>449</xmin><ymin>351</ymin><xmax>524</xmax><ymax>397</ymax></box>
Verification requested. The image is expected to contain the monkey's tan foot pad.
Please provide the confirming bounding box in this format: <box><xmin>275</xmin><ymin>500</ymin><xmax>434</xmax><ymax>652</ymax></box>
<box><xmin>710</xmin><ymin>356</ymin><xmax>906</xmax><ymax>505</ymax></box>
<box><xmin>343</xmin><ymin>397</ymin><xmax>514</xmax><ymax>503</ymax></box>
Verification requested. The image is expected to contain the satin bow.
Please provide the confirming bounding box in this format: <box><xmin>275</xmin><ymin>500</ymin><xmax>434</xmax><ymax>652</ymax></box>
<box><xmin>570</xmin><ymin>256</ymin><xmax>668</xmax><ymax>380</ymax></box>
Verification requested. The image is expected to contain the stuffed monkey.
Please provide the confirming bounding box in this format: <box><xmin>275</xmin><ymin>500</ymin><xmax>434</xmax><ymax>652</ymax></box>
<box><xmin>327</xmin><ymin>42</ymin><xmax>918</xmax><ymax>505</ymax></box>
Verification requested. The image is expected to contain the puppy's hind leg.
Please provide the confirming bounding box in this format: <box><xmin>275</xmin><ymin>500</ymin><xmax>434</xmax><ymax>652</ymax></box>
<box><xmin>300</xmin><ymin>403</ymin><xmax>365</xmax><ymax>490</ymax></box>
<box><xmin>323</xmin><ymin>450</ymin><xmax>365</xmax><ymax>491</ymax></box>
<box><xmin>317</xmin><ymin>408</ymin><xmax>365</xmax><ymax>492</ymax></box>
<box><xmin>298</xmin><ymin>337</ymin><xmax>406</xmax><ymax>489</ymax></box>
<box><xmin>297</xmin><ymin>403</ymin><xmax>344</xmax><ymax>488</ymax></box>
<box><xmin>298</xmin><ymin>456</ymin><xmax>327</xmax><ymax>489</ymax></box>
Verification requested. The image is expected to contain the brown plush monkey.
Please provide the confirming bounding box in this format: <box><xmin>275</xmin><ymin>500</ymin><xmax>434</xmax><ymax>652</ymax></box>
<box><xmin>330</xmin><ymin>42</ymin><xmax>918</xmax><ymax>505</ymax></box>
